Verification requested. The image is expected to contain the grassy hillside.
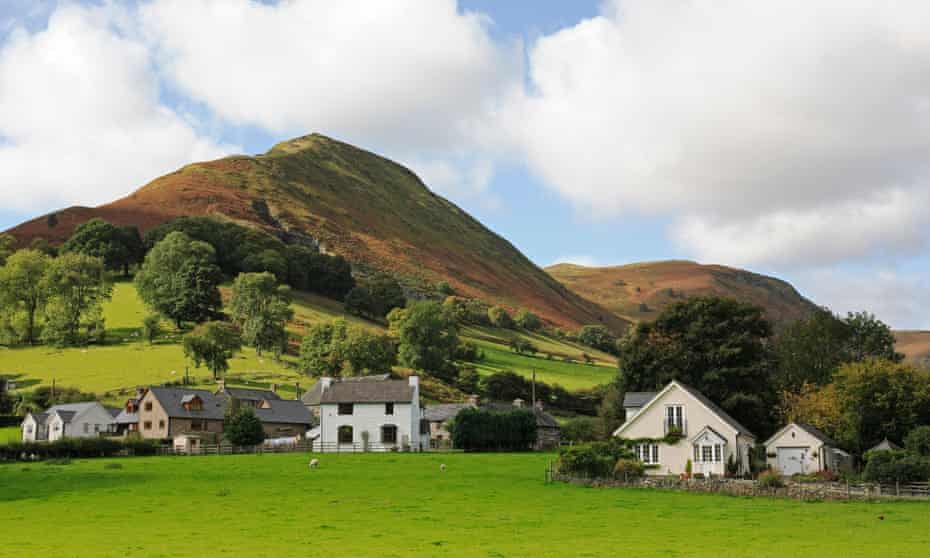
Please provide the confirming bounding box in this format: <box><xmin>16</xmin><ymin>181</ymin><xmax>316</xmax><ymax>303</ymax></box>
<box><xmin>0</xmin><ymin>283</ymin><xmax>616</xmax><ymax>405</ymax></box>
<box><xmin>547</xmin><ymin>260</ymin><xmax>818</xmax><ymax>325</ymax></box>
<box><xmin>894</xmin><ymin>330</ymin><xmax>930</xmax><ymax>368</ymax></box>
<box><xmin>6</xmin><ymin>134</ymin><xmax>627</xmax><ymax>333</ymax></box>
<box><xmin>1</xmin><ymin>453</ymin><xmax>926</xmax><ymax>557</ymax></box>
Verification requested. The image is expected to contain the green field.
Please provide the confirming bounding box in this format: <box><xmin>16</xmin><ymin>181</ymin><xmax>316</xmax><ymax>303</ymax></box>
<box><xmin>0</xmin><ymin>282</ymin><xmax>615</xmax><ymax>401</ymax></box>
<box><xmin>0</xmin><ymin>426</ymin><xmax>19</xmax><ymax>444</ymax></box>
<box><xmin>0</xmin><ymin>453</ymin><xmax>927</xmax><ymax>557</ymax></box>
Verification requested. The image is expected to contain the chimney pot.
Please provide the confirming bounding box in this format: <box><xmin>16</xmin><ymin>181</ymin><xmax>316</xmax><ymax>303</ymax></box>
<box><xmin>513</xmin><ymin>398</ymin><xmax>524</xmax><ymax>408</ymax></box>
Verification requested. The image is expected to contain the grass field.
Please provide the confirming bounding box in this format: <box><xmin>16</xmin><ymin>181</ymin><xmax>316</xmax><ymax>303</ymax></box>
<box><xmin>0</xmin><ymin>426</ymin><xmax>19</xmax><ymax>444</ymax></box>
<box><xmin>1</xmin><ymin>453</ymin><xmax>928</xmax><ymax>557</ymax></box>
<box><xmin>0</xmin><ymin>282</ymin><xmax>615</xmax><ymax>402</ymax></box>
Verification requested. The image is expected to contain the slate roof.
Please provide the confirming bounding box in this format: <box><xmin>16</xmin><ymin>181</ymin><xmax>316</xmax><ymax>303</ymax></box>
<box><xmin>319</xmin><ymin>380</ymin><xmax>415</xmax><ymax>404</ymax></box>
<box><xmin>252</xmin><ymin>399</ymin><xmax>314</xmax><ymax>426</ymax></box>
<box><xmin>106</xmin><ymin>407</ymin><xmax>121</xmax><ymax>418</ymax></box>
<box><xmin>868</xmin><ymin>438</ymin><xmax>903</xmax><ymax>452</ymax></box>
<box><xmin>113</xmin><ymin>409</ymin><xmax>138</xmax><ymax>425</ymax></box>
<box><xmin>45</xmin><ymin>402</ymin><xmax>100</xmax><ymax>423</ymax></box>
<box><xmin>424</xmin><ymin>404</ymin><xmax>471</xmax><ymax>422</ymax></box>
<box><xmin>623</xmin><ymin>392</ymin><xmax>658</xmax><ymax>408</ymax></box>
<box><xmin>301</xmin><ymin>375</ymin><xmax>391</xmax><ymax>406</ymax></box>
<box><xmin>676</xmin><ymin>383</ymin><xmax>755</xmax><ymax>439</ymax></box>
<box><xmin>148</xmin><ymin>387</ymin><xmax>226</xmax><ymax>420</ymax></box>
<box><xmin>219</xmin><ymin>387</ymin><xmax>282</xmax><ymax>402</ymax></box>
<box><xmin>29</xmin><ymin>412</ymin><xmax>49</xmax><ymax>426</ymax></box>
<box><xmin>795</xmin><ymin>422</ymin><xmax>839</xmax><ymax>447</ymax></box>
<box><xmin>55</xmin><ymin>410</ymin><xmax>77</xmax><ymax>424</ymax></box>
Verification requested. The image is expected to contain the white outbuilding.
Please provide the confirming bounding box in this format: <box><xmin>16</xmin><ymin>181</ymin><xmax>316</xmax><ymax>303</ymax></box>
<box><xmin>764</xmin><ymin>422</ymin><xmax>849</xmax><ymax>475</ymax></box>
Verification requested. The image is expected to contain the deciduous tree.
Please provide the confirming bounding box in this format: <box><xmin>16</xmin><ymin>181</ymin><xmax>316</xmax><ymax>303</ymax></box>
<box><xmin>229</xmin><ymin>272</ymin><xmax>294</xmax><ymax>357</ymax></box>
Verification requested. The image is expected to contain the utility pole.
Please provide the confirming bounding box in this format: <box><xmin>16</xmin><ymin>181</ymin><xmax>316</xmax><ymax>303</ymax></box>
<box><xmin>531</xmin><ymin>369</ymin><xmax>536</xmax><ymax>406</ymax></box>
<box><xmin>51</xmin><ymin>378</ymin><xmax>56</xmax><ymax>404</ymax></box>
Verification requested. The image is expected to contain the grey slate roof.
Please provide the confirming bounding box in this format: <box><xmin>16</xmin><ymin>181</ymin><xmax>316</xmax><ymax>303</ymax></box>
<box><xmin>319</xmin><ymin>380</ymin><xmax>415</xmax><ymax>404</ymax></box>
<box><xmin>148</xmin><ymin>387</ymin><xmax>226</xmax><ymax>420</ymax></box>
<box><xmin>677</xmin><ymin>383</ymin><xmax>755</xmax><ymax>439</ymax></box>
<box><xmin>868</xmin><ymin>438</ymin><xmax>903</xmax><ymax>452</ymax></box>
<box><xmin>623</xmin><ymin>392</ymin><xmax>658</xmax><ymax>408</ymax></box>
<box><xmin>424</xmin><ymin>404</ymin><xmax>471</xmax><ymax>422</ymax></box>
<box><xmin>301</xmin><ymin>375</ymin><xmax>391</xmax><ymax>406</ymax></box>
<box><xmin>30</xmin><ymin>412</ymin><xmax>49</xmax><ymax>426</ymax></box>
<box><xmin>795</xmin><ymin>422</ymin><xmax>839</xmax><ymax>447</ymax></box>
<box><xmin>219</xmin><ymin>387</ymin><xmax>282</xmax><ymax>402</ymax></box>
<box><xmin>45</xmin><ymin>401</ymin><xmax>99</xmax><ymax>424</ymax></box>
<box><xmin>114</xmin><ymin>409</ymin><xmax>138</xmax><ymax>425</ymax></box>
<box><xmin>54</xmin><ymin>410</ymin><xmax>77</xmax><ymax>424</ymax></box>
<box><xmin>252</xmin><ymin>400</ymin><xmax>314</xmax><ymax>426</ymax></box>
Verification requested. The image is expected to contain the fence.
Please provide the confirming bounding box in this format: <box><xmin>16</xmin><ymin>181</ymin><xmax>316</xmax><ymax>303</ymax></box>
<box><xmin>159</xmin><ymin>440</ymin><xmax>313</xmax><ymax>456</ymax></box>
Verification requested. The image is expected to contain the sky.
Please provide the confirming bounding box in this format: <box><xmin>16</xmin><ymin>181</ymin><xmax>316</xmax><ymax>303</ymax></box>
<box><xmin>1</xmin><ymin>0</ymin><xmax>930</xmax><ymax>329</ymax></box>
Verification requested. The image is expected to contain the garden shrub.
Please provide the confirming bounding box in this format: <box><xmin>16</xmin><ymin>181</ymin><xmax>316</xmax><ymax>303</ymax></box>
<box><xmin>557</xmin><ymin>440</ymin><xmax>635</xmax><ymax>478</ymax></box>
<box><xmin>905</xmin><ymin>426</ymin><xmax>930</xmax><ymax>457</ymax></box>
<box><xmin>757</xmin><ymin>470</ymin><xmax>785</xmax><ymax>488</ymax></box>
<box><xmin>613</xmin><ymin>458</ymin><xmax>645</xmax><ymax>480</ymax></box>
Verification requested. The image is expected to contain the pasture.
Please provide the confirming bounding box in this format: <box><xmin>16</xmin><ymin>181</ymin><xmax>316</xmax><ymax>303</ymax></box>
<box><xmin>1</xmin><ymin>453</ymin><xmax>928</xmax><ymax>557</ymax></box>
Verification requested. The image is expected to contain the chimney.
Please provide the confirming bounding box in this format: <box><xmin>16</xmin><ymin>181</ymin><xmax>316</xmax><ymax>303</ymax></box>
<box><xmin>217</xmin><ymin>378</ymin><xmax>225</xmax><ymax>391</ymax></box>
<box><xmin>270</xmin><ymin>383</ymin><xmax>278</xmax><ymax>394</ymax></box>
<box><xmin>321</xmin><ymin>377</ymin><xmax>333</xmax><ymax>391</ymax></box>
<box><xmin>467</xmin><ymin>394</ymin><xmax>480</xmax><ymax>408</ymax></box>
<box><xmin>408</xmin><ymin>375</ymin><xmax>419</xmax><ymax>388</ymax></box>
<box><xmin>295</xmin><ymin>382</ymin><xmax>301</xmax><ymax>400</ymax></box>
<box><xmin>135</xmin><ymin>387</ymin><xmax>146</xmax><ymax>400</ymax></box>
<box><xmin>513</xmin><ymin>398</ymin><xmax>524</xmax><ymax>409</ymax></box>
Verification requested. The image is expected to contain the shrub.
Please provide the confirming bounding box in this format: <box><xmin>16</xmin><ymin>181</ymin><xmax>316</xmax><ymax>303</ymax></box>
<box><xmin>557</xmin><ymin>440</ymin><xmax>634</xmax><ymax>478</ymax></box>
<box><xmin>0</xmin><ymin>437</ymin><xmax>159</xmax><ymax>461</ymax></box>
<box><xmin>863</xmin><ymin>450</ymin><xmax>930</xmax><ymax>483</ymax></box>
<box><xmin>450</xmin><ymin>407</ymin><xmax>537</xmax><ymax>451</ymax></box>
<box><xmin>613</xmin><ymin>458</ymin><xmax>645</xmax><ymax>480</ymax></box>
<box><xmin>455</xmin><ymin>341</ymin><xmax>481</xmax><ymax>362</ymax></box>
<box><xmin>487</xmin><ymin>306</ymin><xmax>515</xmax><ymax>329</ymax></box>
<box><xmin>757</xmin><ymin>470</ymin><xmax>785</xmax><ymax>488</ymax></box>
<box><xmin>224</xmin><ymin>407</ymin><xmax>265</xmax><ymax>446</ymax></box>
<box><xmin>685</xmin><ymin>459</ymin><xmax>693</xmax><ymax>478</ymax></box>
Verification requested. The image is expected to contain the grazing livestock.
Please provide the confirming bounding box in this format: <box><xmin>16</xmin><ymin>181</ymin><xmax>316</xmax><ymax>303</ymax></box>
<box><xmin>309</xmin><ymin>458</ymin><xmax>320</xmax><ymax>469</ymax></box>
<box><xmin>440</xmin><ymin>464</ymin><xmax>446</xmax><ymax>472</ymax></box>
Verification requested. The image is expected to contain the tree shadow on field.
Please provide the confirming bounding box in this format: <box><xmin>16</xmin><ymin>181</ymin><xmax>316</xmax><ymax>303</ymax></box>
<box><xmin>0</xmin><ymin>463</ymin><xmax>153</xmax><ymax>503</ymax></box>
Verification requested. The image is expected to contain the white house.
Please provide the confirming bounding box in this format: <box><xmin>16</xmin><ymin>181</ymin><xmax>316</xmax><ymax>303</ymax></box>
<box><xmin>764</xmin><ymin>422</ymin><xmax>850</xmax><ymax>475</ymax></box>
<box><xmin>22</xmin><ymin>402</ymin><xmax>117</xmax><ymax>442</ymax></box>
<box><xmin>613</xmin><ymin>381</ymin><xmax>756</xmax><ymax>477</ymax></box>
<box><xmin>305</xmin><ymin>375</ymin><xmax>427</xmax><ymax>452</ymax></box>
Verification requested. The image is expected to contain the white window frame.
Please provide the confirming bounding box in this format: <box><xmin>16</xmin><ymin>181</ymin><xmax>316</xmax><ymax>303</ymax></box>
<box><xmin>635</xmin><ymin>443</ymin><xmax>660</xmax><ymax>465</ymax></box>
<box><xmin>665</xmin><ymin>405</ymin><xmax>683</xmax><ymax>429</ymax></box>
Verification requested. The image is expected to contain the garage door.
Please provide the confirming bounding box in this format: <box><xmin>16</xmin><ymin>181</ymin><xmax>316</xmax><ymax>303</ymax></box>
<box><xmin>776</xmin><ymin>447</ymin><xmax>808</xmax><ymax>476</ymax></box>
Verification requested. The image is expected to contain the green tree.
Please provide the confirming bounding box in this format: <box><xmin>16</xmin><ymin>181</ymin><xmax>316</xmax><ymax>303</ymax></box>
<box><xmin>142</xmin><ymin>314</ymin><xmax>161</xmax><ymax>344</ymax></box>
<box><xmin>775</xmin><ymin>308</ymin><xmax>851</xmax><ymax>392</ymax></box>
<box><xmin>389</xmin><ymin>300</ymin><xmax>459</xmax><ymax>381</ymax></box>
<box><xmin>833</xmin><ymin>359</ymin><xmax>930</xmax><ymax>454</ymax></box>
<box><xmin>366</xmin><ymin>273</ymin><xmax>406</xmax><ymax>317</ymax></box>
<box><xmin>0</xmin><ymin>234</ymin><xmax>14</xmax><ymax>266</ymax></box>
<box><xmin>905</xmin><ymin>426</ymin><xmax>930</xmax><ymax>457</ymax></box>
<box><xmin>487</xmin><ymin>306</ymin><xmax>515</xmax><ymax>329</ymax></box>
<box><xmin>0</xmin><ymin>249</ymin><xmax>49</xmax><ymax>344</ymax></box>
<box><xmin>343</xmin><ymin>327</ymin><xmax>397</xmax><ymax>375</ymax></box>
<box><xmin>229</xmin><ymin>272</ymin><xmax>294</xmax><ymax>357</ymax></box>
<box><xmin>135</xmin><ymin>231</ymin><xmax>222</xmax><ymax>328</ymax></box>
<box><xmin>183</xmin><ymin>321</ymin><xmax>242</xmax><ymax>380</ymax></box>
<box><xmin>617</xmin><ymin>296</ymin><xmax>777</xmax><ymax>437</ymax></box>
<box><xmin>224</xmin><ymin>407</ymin><xmax>265</xmax><ymax>446</ymax></box>
<box><xmin>29</xmin><ymin>237</ymin><xmax>57</xmax><ymax>257</ymax></box>
<box><xmin>578</xmin><ymin>325</ymin><xmax>617</xmax><ymax>354</ymax></box>
<box><xmin>41</xmin><ymin>253</ymin><xmax>112</xmax><ymax>346</ymax></box>
<box><xmin>514</xmin><ymin>309</ymin><xmax>541</xmax><ymax>331</ymax></box>
<box><xmin>596</xmin><ymin>381</ymin><xmax>625</xmax><ymax>439</ymax></box>
<box><xmin>297</xmin><ymin>320</ymin><xmax>349</xmax><ymax>377</ymax></box>
<box><xmin>843</xmin><ymin>311</ymin><xmax>903</xmax><ymax>363</ymax></box>
<box><xmin>242</xmin><ymin>249</ymin><xmax>288</xmax><ymax>282</ymax></box>
<box><xmin>344</xmin><ymin>286</ymin><xmax>374</xmax><ymax>319</ymax></box>
<box><xmin>62</xmin><ymin>218</ymin><xmax>143</xmax><ymax>276</ymax></box>
<box><xmin>562</xmin><ymin>416</ymin><xmax>600</xmax><ymax>442</ymax></box>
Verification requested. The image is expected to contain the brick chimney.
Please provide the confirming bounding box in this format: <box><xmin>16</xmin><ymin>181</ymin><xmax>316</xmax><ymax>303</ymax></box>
<box><xmin>513</xmin><ymin>398</ymin><xmax>524</xmax><ymax>409</ymax></box>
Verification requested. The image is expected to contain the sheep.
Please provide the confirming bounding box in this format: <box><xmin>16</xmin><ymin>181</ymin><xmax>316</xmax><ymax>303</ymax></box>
<box><xmin>309</xmin><ymin>458</ymin><xmax>320</xmax><ymax>469</ymax></box>
<box><xmin>439</xmin><ymin>464</ymin><xmax>446</xmax><ymax>473</ymax></box>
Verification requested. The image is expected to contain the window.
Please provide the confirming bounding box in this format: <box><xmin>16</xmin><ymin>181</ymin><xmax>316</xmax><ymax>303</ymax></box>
<box><xmin>191</xmin><ymin>420</ymin><xmax>203</xmax><ymax>431</ymax></box>
<box><xmin>666</xmin><ymin>405</ymin><xmax>683</xmax><ymax>432</ymax></box>
<box><xmin>385</xmin><ymin>403</ymin><xmax>394</xmax><ymax>415</ymax></box>
<box><xmin>144</xmin><ymin>402</ymin><xmax>153</xmax><ymax>411</ymax></box>
<box><xmin>338</xmin><ymin>425</ymin><xmax>353</xmax><ymax>444</ymax></box>
<box><xmin>94</xmin><ymin>424</ymin><xmax>100</xmax><ymax>433</ymax></box>
<box><xmin>25</xmin><ymin>425</ymin><xmax>33</xmax><ymax>434</ymax></box>
<box><xmin>158</xmin><ymin>420</ymin><xmax>165</xmax><ymax>430</ymax></box>
<box><xmin>338</xmin><ymin>403</ymin><xmax>354</xmax><ymax>416</ymax></box>
<box><xmin>382</xmin><ymin>425</ymin><xmax>398</xmax><ymax>444</ymax></box>
<box><xmin>143</xmin><ymin>421</ymin><xmax>152</xmax><ymax>431</ymax></box>
<box><xmin>635</xmin><ymin>444</ymin><xmax>659</xmax><ymax>464</ymax></box>
<box><xmin>714</xmin><ymin>444</ymin><xmax>722</xmax><ymax>463</ymax></box>
<box><xmin>83</xmin><ymin>423</ymin><xmax>89</xmax><ymax>433</ymax></box>
<box><xmin>702</xmin><ymin>446</ymin><xmax>713</xmax><ymax>463</ymax></box>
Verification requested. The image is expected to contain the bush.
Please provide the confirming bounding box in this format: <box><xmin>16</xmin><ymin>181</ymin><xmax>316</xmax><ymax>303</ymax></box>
<box><xmin>455</xmin><ymin>341</ymin><xmax>481</xmax><ymax>362</ymax></box>
<box><xmin>613</xmin><ymin>458</ymin><xmax>645</xmax><ymax>480</ymax></box>
<box><xmin>905</xmin><ymin>426</ymin><xmax>930</xmax><ymax>457</ymax></box>
<box><xmin>224</xmin><ymin>407</ymin><xmax>265</xmax><ymax>446</ymax></box>
<box><xmin>557</xmin><ymin>440</ymin><xmax>634</xmax><ymax>478</ymax></box>
<box><xmin>863</xmin><ymin>450</ymin><xmax>930</xmax><ymax>483</ymax></box>
<box><xmin>450</xmin><ymin>407</ymin><xmax>537</xmax><ymax>451</ymax></box>
<box><xmin>0</xmin><ymin>437</ymin><xmax>159</xmax><ymax>461</ymax></box>
<box><xmin>487</xmin><ymin>306</ymin><xmax>515</xmax><ymax>329</ymax></box>
<box><xmin>757</xmin><ymin>470</ymin><xmax>785</xmax><ymax>488</ymax></box>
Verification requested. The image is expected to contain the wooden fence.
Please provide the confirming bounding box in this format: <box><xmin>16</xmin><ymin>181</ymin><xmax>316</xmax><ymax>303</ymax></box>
<box><xmin>158</xmin><ymin>441</ymin><xmax>313</xmax><ymax>456</ymax></box>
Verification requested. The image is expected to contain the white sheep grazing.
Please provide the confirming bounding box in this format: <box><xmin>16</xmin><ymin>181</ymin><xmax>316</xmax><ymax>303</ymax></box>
<box><xmin>309</xmin><ymin>458</ymin><xmax>320</xmax><ymax>469</ymax></box>
<box><xmin>439</xmin><ymin>464</ymin><xmax>446</xmax><ymax>472</ymax></box>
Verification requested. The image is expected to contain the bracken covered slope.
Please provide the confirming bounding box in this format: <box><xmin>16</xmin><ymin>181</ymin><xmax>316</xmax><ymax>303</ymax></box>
<box><xmin>546</xmin><ymin>260</ymin><xmax>819</xmax><ymax>326</ymax></box>
<box><xmin>6</xmin><ymin>134</ymin><xmax>628</xmax><ymax>333</ymax></box>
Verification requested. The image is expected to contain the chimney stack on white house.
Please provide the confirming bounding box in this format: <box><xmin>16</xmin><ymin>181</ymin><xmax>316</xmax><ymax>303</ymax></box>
<box><xmin>320</xmin><ymin>377</ymin><xmax>333</xmax><ymax>391</ymax></box>
<box><xmin>270</xmin><ymin>383</ymin><xmax>278</xmax><ymax>394</ymax></box>
<box><xmin>408</xmin><ymin>375</ymin><xmax>419</xmax><ymax>388</ymax></box>
<box><xmin>513</xmin><ymin>398</ymin><xmax>524</xmax><ymax>409</ymax></box>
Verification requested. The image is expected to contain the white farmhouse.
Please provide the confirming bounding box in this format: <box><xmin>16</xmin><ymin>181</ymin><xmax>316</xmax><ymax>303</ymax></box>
<box><xmin>304</xmin><ymin>375</ymin><xmax>427</xmax><ymax>452</ymax></box>
<box><xmin>613</xmin><ymin>381</ymin><xmax>756</xmax><ymax>477</ymax></box>
<box><xmin>22</xmin><ymin>402</ymin><xmax>117</xmax><ymax>442</ymax></box>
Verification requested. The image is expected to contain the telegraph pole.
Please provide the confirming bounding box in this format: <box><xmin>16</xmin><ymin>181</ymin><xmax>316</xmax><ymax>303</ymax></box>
<box><xmin>531</xmin><ymin>369</ymin><xmax>536</xmax><ymax>406</ymax></box>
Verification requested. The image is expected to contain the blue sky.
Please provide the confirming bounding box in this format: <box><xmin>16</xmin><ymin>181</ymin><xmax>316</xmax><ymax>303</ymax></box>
<box><xmin>2</xmin><ymin>0</ymin><xmax>929</xmax><ymax>328</ymax></box>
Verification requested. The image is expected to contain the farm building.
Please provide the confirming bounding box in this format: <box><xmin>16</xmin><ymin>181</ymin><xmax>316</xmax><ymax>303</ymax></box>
<box><xmin>765</xmin><ymin>422</ymin><xmax>852</xmax><ymax>475</ymax></box>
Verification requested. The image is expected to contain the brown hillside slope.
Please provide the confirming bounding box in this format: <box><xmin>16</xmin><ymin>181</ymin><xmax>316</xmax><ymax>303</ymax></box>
<box><xmin>894</xmin><ymin>331</ymin><xmax>930</xmax><ymax>368</ymax></box>
<box><xmin>546</xmin><ymin>260</ymin><xmax>819</xmax><ymax>326</ymax></box>
<box><xmin>5</xmin><ymin>134</ymin><xmax>628</xmax><ymax>333</ymax></box>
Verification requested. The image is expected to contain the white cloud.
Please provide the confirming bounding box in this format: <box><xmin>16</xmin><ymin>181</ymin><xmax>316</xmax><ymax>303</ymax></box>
<box><xmin>796</xmin><ymin>269</ymin><xmax>930</xmax><ymax>330</ymax></box>
<box><xmin>510</xmin><ymin>0</ymin><xmax>930</xmax><ymax>267</ymax></box>
<box><xmin>0</xmin><ymin>4</ymin><xmax>233</xmax><ymax>213</ymax></box>
<box><xmin>409</xmin><ymin>157</ymin><xmax>501</xmax><ymax>210</ymax></box>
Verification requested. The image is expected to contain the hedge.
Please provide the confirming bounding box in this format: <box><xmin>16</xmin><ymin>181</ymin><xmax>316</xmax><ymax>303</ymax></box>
<box><xmin>863</xmin><ymin>450</ymin><xmax>930</xmax><ymax>483</ymax></box>
<box><xmin>450</xmin><ymin>408</ymin><xmax>537</xmax><ymax>451</ymax></box>
<box><xmin>0</xmin><ymin>437</ymin><xmax>160</xmax><ymax>461</ymax></box>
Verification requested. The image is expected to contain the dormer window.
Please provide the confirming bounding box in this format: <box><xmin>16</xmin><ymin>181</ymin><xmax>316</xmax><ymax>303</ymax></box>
<box><xmin>260</xmin><ymin>400</ymin><xmax>272</xmax><ymax>409</ymax></box>
<box><xmin>181</xmin><ymin>395</ymin><xmax>203</xmax><ymax>411</ymax></box>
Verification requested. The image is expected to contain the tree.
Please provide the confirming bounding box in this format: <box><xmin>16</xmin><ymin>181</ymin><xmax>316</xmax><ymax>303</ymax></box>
<box><xmin>514</xmin><ymin>309</ymin><xmax>541</xmax><ymax>331</ymax></box>
<box><xmin>229</xmin><ymin>272</ymin><xmax>294</xmax><ymax>357</ymax></box>
<box><xmin>242</xmin><ymin>249</ymin><xmax>288</xmax><ymax>282</ymax></box>
<box><xmin>487</xmin><ymin>306</ymin><xmax>515</xmax><ymax>329</ymax></box>
<box><xmin>62</xmin><ymin>218</ymin><xmax>143</xmax><ymax>276</ymax></box>
<box><xmin>832</xmin><ymin>359</ymin><xmax>930</xmax><ymax>454</ymax></box>
<box><xmin>483</xmin><ymin>371</ymin><xmax>530</xmax><ymax>402</ymax></box>
<box><xmin>562</xmin><ymin>416</ymin><xmax>600</xmax><ymax>442</ymax></box>
<box><xmin>905</xmin><ymin>426</ymin><xmax>930</xmax><ymax>457</ymax></box>
<box><xmin>508</xmin><ymin>337</ymin><xmax>537</xmax><ymax>355</ymax></box>
<box><xmin>183</xmin><ymin>321</ymin><xmax>242</xmax><ymax>380</ymax></box>
<box><xmin>298</xmin><ymin>320</ymin><xmax>349</xmax><ymax>377</ymax></box>
<box><xmin>596</xmin><ymin>381</ymin><xmax>625</xmax><ymax>439</ymax></box>
<box><xmin>617</xmin><ymin>296</ymin><xmax>777</xmax><ymax>437</ymax></box>
<box><xmin>779</xmin><ymin>382</ymin><xmax>843</xmax><ymax>438</ymax></box>
<box><xmin>578</xmin><ymin>325</ymin><xmax>617</xmax><ymax>355</ymax></box>
<box><xmin>344</xmin><ymin>286</ymin><xmax>374</xmax><ymax>319</ymax></box>
<box><xmin>435</xmin><ymin>281</ymin><xmax>454</xmax><ymax>296</ymax></box>
<box><xmin>775</xmin><ymin>308</ymin><xmax>851</xmax><ymax>392</ymax></box>
<box><xmin>135</xmin><ymin>232</ymin><xmax>223</xmax><ymax>328</ymax></box>
<box><xmin>224</xmin><ymin>407</ymin><xmax>265</xmax><ymax>446</ymax></box>
<box><xmin>342</xmin><ymin>328</ymin><xmax>397</xmax><ymax>375</ymax></box>
<box><xmin>843</xmin><ymin>311</ymin><xmax>903</xmax><ymax>363</ymax></box>
<box><xmin>142</xmin><ymin>314</ymin><xmax>161</xmax><ymax>344</ymax></box>
<box><xmin>29</xmin><ymin>237</ymin><xmax>57</xmax><ymax>257</ymax></box>
<box><xmin>41</xmin><ymin>253</ymin><xmax>112</xmax><ymax>346</ymax></box>
<box><xmin>0</xmin><ymin>249</ymin><xmax>48</xmax><ymax>344</ymax></box>
<box><xmin>366</xmin><ymin>273</ymin><xmax>406</xmax><ymax>317</ymax></box>
<box><xmin>389</xmin><ymin>300</ymin><xmax>459</xmax><ymax>381</ymax></box>
<box><xmin>0</xmin><ymin>234</ymin><xmax>14</xmax><ymax>266</ymax></box>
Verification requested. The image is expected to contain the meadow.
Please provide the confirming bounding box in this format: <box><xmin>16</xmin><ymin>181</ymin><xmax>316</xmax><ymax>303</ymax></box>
<box><xmin>0</xmin><ymin>282</ymin><xmax>616</xmax><ymax>402</ymax></box>
<box><xmin>0</xmin><ymin>452</ymin><xmax>928</xmax><ymax>557</ymax></box>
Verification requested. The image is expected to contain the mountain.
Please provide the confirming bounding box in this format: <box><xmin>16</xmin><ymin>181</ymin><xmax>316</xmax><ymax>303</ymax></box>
<box><xmin>5</xmin><ymin>134</ymin><xmax>628</xmax><ymax>333</ymax></box>
<box><xmin>546</xmin><ymin>260</ymin><xmax>819</xmax><ymax>326</ymax></box>
<box><xmin>894</xmin><ymin>331</ymin><xmax>930</xmax><ymax>368</ymax></box>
